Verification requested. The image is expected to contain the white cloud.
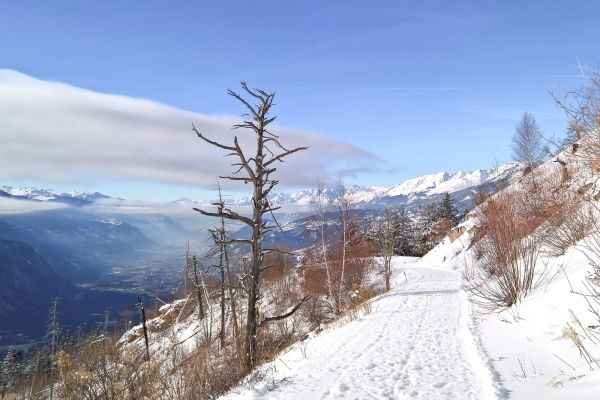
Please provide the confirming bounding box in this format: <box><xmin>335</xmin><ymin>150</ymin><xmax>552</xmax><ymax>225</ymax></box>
<box><xmin>0</xmin><ymin>70</ymin><xmax>378</xmax><ymax>190</ymax></box>
<box><xmin>82</xmin><ymin>197</ymin><xmax>309</xmax><ymax>232</ymax></box>
<box><xmin>0</xmin><ymin>197</ymin><xmax>69</xmax><ymax>214</ymax></box>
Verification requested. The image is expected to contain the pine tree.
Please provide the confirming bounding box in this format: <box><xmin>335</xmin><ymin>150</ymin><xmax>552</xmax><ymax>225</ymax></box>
<box><xmin>25</xmin><ymin>345</ymin><xmax>41</xmax><ymax>378</ymax></box>
<box><xmin>45</xmin><ymin>297</ymin><xmax>61</xmax><ymax>399</ymax></box>
<box><xmin>412</xmin><ymin>203</ymin><xmax>441</xmax><ymax>256</ymax></box>
<box><xmin>1</xmin><ymin>346</ymin><xmax>21</xmax><ymax>388</ymax></box>
<box><xmin>393</xmin><ymin>207</ymin><xmax>414</xmax><ymax>256</ymax></box>
<box><xmin>439</xmin><ymin>192</ymin><xmax>460</xmax><ymax>226</ymax></box>
<box><xmin>26</xmin><ymin>344</ymin><xmax>42</xmax><ymax>398</ymax></box>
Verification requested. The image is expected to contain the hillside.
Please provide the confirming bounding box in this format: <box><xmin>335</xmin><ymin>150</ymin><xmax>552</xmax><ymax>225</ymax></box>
<box><xmin>0</xmin><ymin>239</ymin><xmax>77</xmax><ymax>317</ymax></box>
<box><xmin>0</xmin><ymin>240</ymin><xmax>138</xmax><ymax>350</ymax></box>
<box><xmin>5</xmin><ymin>157</ymin><xmax>598</xmax><ymax>398</ymax></box>
<box><xmin>216</xmin><ymin>141</ymin><xmax>600</xmax><ymax>398</ymax></box>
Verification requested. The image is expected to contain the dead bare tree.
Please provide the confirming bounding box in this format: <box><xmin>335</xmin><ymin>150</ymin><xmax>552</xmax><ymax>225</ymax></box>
<box><xmin>192</xmin><ymin>82</ymin><xmax>309</xmax><ymax>369</ymax></box>
<box><xmin>370</xmin><ymin>206</ymin><xmax>401</xmax><ymax>292</ymax></box>
<box><xmin>552</xmin><ymin>66</ymin><xmax>600</xmax><ymax>145</ymax></box>
<box><xmin>308</xmin><ymin>180</ymin><xmax>337</xmax><ymax>315</ymax></box>
<box><xmin>511</xmin><ymin>112</ymin><xmax>544</xmax><ymax>187</ymax></box>
<box><xmin>205</xmin><ymin>182</ymin><xmax>236</xmax><ymax>350</ymax></box>
<box><xmin>189</xmin><ymin>256</ymin><xmax>205</xmax><ymax>321</ymax></box>
<box><xmin>331</xmin><ymin>181</ymin><xmax>356</xmax><ymax>315</ymax></box>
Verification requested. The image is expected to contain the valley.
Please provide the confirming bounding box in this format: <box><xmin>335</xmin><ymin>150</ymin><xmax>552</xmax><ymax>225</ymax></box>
<box><xmin>0</xmin><ymin>163</ymin><xmax>522</xmax><ymax>354</ymax></box>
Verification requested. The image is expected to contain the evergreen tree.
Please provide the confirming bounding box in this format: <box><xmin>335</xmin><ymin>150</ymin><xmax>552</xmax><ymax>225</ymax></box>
<box><xmin>393</xmin><ymin>207</ymin><xmax>414</xmax><ymax>256</ymax></box>
<box><xmin>25</xmin><ymin>345</ymin><xmax>41</xmax><ymax>379</ymax></box>
<box><xmin>411</xmin><ymin>203</ymin><xmax>441</xmax><ymax>256</ymax></box>
<box><xmin>60</xmin><ymin>330</ymin><xmax>75</xmax><ymax>355</ymax></box>
<box><xmin>438</xmin><ymin>192</ymin><xmax>460</xmax><ymax>226</ymax></box>
<box><xmin>1</xmin><ymin>347</ymin><xmax>22</xmax><ymax>388</ymax></box>
<box><xmin>45</xmin><ymin>297</ymin><xmax>61</xmax><ymax>399</ymax></box>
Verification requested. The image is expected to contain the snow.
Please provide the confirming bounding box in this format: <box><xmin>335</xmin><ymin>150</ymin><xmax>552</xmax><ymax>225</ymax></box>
<box><xmin>384</xmin><ymin>162</ymin><xmax>522</xmax><ymax>198</ymax></box>
<box><xmin>422</xmin><ymin>219</ymin><xmax>600</xmax><ymax>399</ymax></box>
<box><xmin>219</xmin><ymin>239</ymin><xmax>600</xmax><ymax>400</ymax></box>
<box><xmin>222</xmin><ymin>258</ymin><xmax>504</xmax><ymax>399</ymax></box>
<box><xmin>0</xmin><ymin>184</ymin><xmax>105</xmax><ymax>202</ymax></box>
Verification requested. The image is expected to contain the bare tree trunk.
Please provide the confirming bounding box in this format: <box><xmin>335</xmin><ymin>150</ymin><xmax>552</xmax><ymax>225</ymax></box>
<box><xmin>245</xmin><ymin>179</ymin><xmax>263</xmax><ymax>368</ymax></box>
<box><xmin>337</xmin><ymin>211</ymin><xmax>347</xmax><ymax>315</ymax></box>
<box><xmin>137</xmin><ymin>295</ymin><xmax>151</xmax><ymax>362</ymax></box>
<box><xmin>310</xmin><ymin>181</ymin><xmax>336</xmax><ymax>315</ymax></box>
<box><xmin>183</xmin><ymin>240</ymin><xmax>189</xmax><ymax>295</ymax></box>
<box><xmin>192</xmin><ymin>82</ymin><xmax>308</xmax><ymax>369</ymax></box>
<box><xmin>333</xmin><ymin>182</ymin><xmax>354</xmax><ymax>315</ymax></box>
<box><xmin>225</xmin><ymin>243</ymin><xmax>241</xmax><ymax>356</ymax></box>
<box><xmin>192</xmin><ymin>256</ymin><xmax>205</xmax><ymax>321</ymax></box>
<box><xmin>219</xmin><ymin>221</ymin><xmax>226</xmax><ymax>349</ymax></box>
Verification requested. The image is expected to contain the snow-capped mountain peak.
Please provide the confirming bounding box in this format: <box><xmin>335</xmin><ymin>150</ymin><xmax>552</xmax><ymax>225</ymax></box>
<box><xmin>0</xmin><ymin>185</ymin><xmax>109</xmax><ymax>203</ymax></box>
<box><xmin>174</xmin><ymin>162</ymin><xmax>525</xmax><ymax>209</ymax></box>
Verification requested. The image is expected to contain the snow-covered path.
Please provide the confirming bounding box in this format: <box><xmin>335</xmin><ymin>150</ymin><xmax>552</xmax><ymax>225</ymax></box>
<box><xmin>224</xmin><ymin>258</ymin><xmax>503</xmax><ymax>399</ymax></box>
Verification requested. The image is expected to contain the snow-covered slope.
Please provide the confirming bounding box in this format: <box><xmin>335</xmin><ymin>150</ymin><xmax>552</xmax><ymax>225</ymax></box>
<box><xmin>220</xmin><ymin>148</ymin><xmax>600</xmax><ymax>399</ymax></box>
<box><xmin>418</xmin><ymin>143</ymin><xmax>600</xmax><ymax>399</ymax></box>
<box><xmin>383</xmin><ymin>162</ymin><xmax>521</xmax><ymax>197</ymax></box>
<box><xmin>421</xmin><ymin>229</ymin><xmax>600</xmax><ymax>399</ymax></box>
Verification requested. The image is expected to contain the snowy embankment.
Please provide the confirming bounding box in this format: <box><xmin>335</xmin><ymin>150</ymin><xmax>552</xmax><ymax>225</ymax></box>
<box><xmin>424</xmin><ymin>233</ymin><xmax>600</xmax><ymax>399</ymax></box>
<box><xmin>222</xmin><ymin>257</ymin><xmax>503</xmax><ymax>399</ymax></box>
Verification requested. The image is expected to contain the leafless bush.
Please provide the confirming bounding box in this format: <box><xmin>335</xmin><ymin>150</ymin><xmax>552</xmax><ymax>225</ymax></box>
<box><xmin>552</xmin><ymin>67</ymin><xmax>600</xmax><ymax>159</ymax></box>
<box><xmin>465</xmin><ymin>189</ymin><xmax>546</xmax><ymax>313</ymax></box>
<box><xmin>543</xmin><ymin>197</ymin><xmax>593</xmax><ymax>257</ymax></box>
<box><xmin>345</xmin><ymin>285</ymin><xmax>378</xmax><ymax>321</ymax></box>
<box><xmin>566</xmin><ymin>215</ymin><xmax>600</xmax><ymax>341</ymax></box>
<box><xmin>530</xmin><ymin>162</ymin><xmax>595</xmax><ymax>256</ymax></box>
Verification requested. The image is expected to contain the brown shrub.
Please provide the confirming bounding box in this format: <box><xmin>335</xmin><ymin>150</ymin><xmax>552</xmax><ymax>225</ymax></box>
<box><xmin>466</xmin><ymin>189</ymin><xmax>545</xmax><ymax>312</ymax></box>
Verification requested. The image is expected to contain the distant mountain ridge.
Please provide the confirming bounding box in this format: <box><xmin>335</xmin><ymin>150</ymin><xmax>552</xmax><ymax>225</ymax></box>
<box><xmin>0</xmin><ymin>185</ymin><xmax>109</xmax><ymax>205</ymax></box>
<box><xmin>1</xmin><ymin>162</ymin><xmax>524</xmax><ymax>210</ymax></box>
<box><xmin>172</xmin><ymin>162</ymin><xmax>526</xmax><ymax>210</ymax></box>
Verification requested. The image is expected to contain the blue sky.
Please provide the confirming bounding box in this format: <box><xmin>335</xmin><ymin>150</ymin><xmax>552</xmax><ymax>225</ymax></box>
<box><xmin>1</xmin><ymin>0</ymin><xmax>598</xmax><ymax>202</ymax></box>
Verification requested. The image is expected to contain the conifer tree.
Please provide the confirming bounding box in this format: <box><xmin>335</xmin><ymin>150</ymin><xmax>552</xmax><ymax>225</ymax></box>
<box><xmin>412</xmin><ymin>203</ymin><xmax>441</xmax><ymax>256</ymax></box>
<box><xmin>439</xmin><ymin>192</ymin><xmax>460</xmax><ymax>226</ymax></box>
<box><xmin>45</xmin><ymin>297</ymin><xmax>61</xmax><ymax>399</ymax></box>
<box><xmin>393</xmin><ymin>206</ymin><xmax>414</xmax><ymax>256</ymax></box>
<box><xmin>1</xmin><ymin>347</ymin><xmax>17</xmax><ymax>387</ymax></box>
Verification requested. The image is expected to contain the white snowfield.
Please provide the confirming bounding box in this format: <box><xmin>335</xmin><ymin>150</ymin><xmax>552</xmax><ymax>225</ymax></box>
<box><xmin>223</xmin><ymin>258</ymin><xmax>503</xmax><ymax>399</ymax></box>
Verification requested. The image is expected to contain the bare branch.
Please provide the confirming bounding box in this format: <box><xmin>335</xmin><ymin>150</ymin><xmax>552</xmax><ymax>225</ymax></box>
<box><xmin>260</xmin><ymin>264</ymin><xmax>273</xmax><ymax>273</ymax></box>
<box><xmin>258</xmin><ymin>295</ymin><xmax>312</xmax><ymax>329</ymax></box>
<box><xmin>233</xmin><ymin>136</ymin><xmax>256</xmax><ymax>181</ymax></box>
<box><xmin>228</xmin><ymin>88</ymin><xmax>261</xmax><ymax>120</ymax></box>
<box><xmin>264</xmin><ymin>147</ymin><xmax>308</xmax><ymax>167</ymax></box>
<box><xmin>192</xmin><ymin>124</ymin><xmax>236</xmax><ymax>152</ymax></box>
<box><xmin>207</xmin><ymin>229</ymin><xmax>253</xmax><ymax>247</ymax></box>
<box><xmin>193</xmin><ymin>207</ymin><xmax>254</xmax><ymax>226</ymax></box>
<box><xmin>219</xmin><ymin>176</ymin><xmax>253</xmax><ymax>184</ymax></box>
<box><xmin>263</xmin><ymin>248</ymin><xmax>295</xmax><ymax>256</ymax></box>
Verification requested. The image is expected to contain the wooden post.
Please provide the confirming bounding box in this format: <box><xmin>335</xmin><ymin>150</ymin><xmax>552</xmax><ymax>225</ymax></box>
<box><xmin>137</xmin><ymin>296</ymin><xmax>150</xmax><ymax>362</ymax></box>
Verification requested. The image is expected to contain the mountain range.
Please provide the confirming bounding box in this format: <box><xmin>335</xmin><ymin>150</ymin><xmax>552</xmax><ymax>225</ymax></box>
<box><xmin>173</xmin><ymin>161</ymin><xmax>525</xmax><ymax>213</ymax></box>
